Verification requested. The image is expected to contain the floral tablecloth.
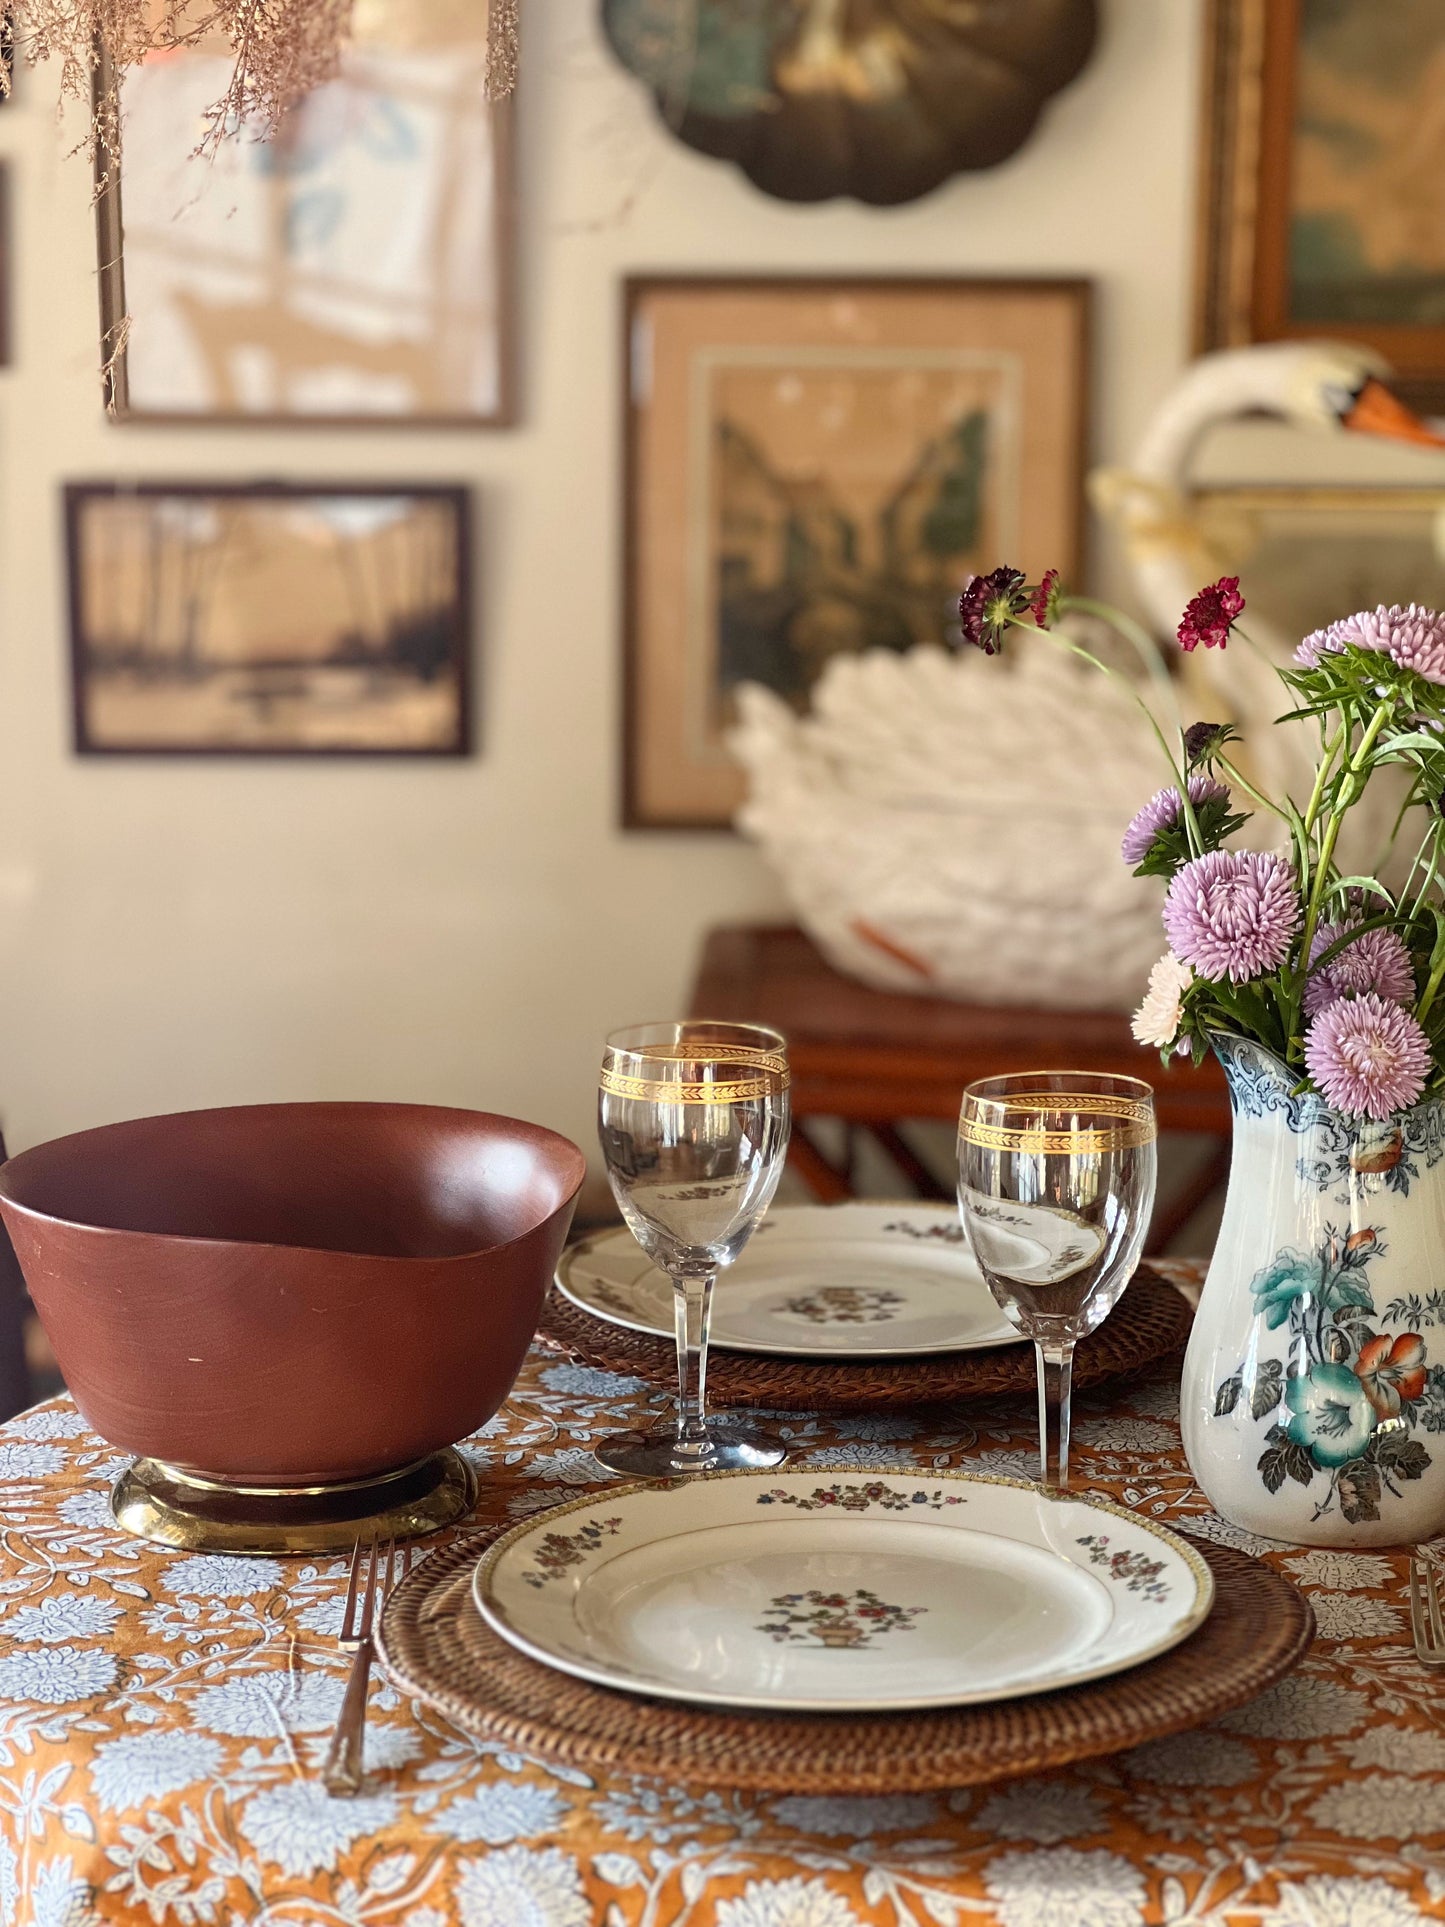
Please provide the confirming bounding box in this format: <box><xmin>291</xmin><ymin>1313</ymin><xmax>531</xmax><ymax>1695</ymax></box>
<box><xmin>1</xmin><ymin>1260</ymin><xmax>1443</xmax><ymax>1927</ymax></box>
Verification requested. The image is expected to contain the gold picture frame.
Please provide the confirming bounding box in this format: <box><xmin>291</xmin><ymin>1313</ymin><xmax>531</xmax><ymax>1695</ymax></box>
<box><xmin>623</xmin><ymin>275</ymin><xmax>1091</xmax><ymax>830</ymax></box>
<box><xmin>1196</xmin><ymin>0</ymin><xmax>1445</xmax><ymax>407</ymax></box>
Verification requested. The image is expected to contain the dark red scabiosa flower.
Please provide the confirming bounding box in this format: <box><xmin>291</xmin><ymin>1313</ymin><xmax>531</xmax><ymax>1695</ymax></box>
<box><xmin>1182</xmin><ymin>719</ymin><xmax>1237</xmax><ymax>768</ymax></box>
<box><xmin>1029</xmin><ymin>568</ymin><xmax>1062</xmax><ymax>629</ymax></box>
<box><xmin>1177</xmin><ymin>576</ymin><xmax>1244</xmax><ymax>652</ymax></box>
<box><xmin>958</xmin><ymin>567</ymin><xmax>1028</xmax><ymax>654</ymax></box>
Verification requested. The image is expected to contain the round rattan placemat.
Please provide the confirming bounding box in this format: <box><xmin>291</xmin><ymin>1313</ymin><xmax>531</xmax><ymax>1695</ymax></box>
<box><xmin>536</xmin><ymin>1264</ymin><xmax>1191</xmax><ymax>1411</ymax></box>
<box><xmin>378</xmin><ymin>1532</ymin><xmax>1313</xmax><ymax>1795</ymax></box>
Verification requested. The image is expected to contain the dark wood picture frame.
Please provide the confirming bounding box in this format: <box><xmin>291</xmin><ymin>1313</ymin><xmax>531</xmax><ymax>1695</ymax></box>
<box><xmin>93</xmin><ymin>41</ymin><xmax>517</xmax><ymax>427</ymax></box>
<box><xmin>1196</xmin><ymin>0</ymin><xmax>1445</xmax><ymax>406</ymax></box>
<box><xmin>622</xmin><ymin>273</ymin><xmax>1092</xmax><ymax>831</ymax></box>
<box><xmin>65</xmin><ymin>480</ymin><xmax>474</xmax><ymax>758</ymax></box>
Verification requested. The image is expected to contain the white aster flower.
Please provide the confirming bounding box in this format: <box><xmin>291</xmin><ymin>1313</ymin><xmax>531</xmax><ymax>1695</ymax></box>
<box><xmin>438</xmin><ymin>1781</ymin><xmax>568</xmax><ymax>1844</ymax></box>
<box><xmin>454</xmin><ymin>1845</ymin><xmax>590</xmax><ymax>1927</ymax></box>
<box><xmin>55</xmin><ymin>1491</ymin><xmax>116</xmax><ymax>1531</ymax></box>
<box><xmin>971</xmin><ymin>1779</ymin><xmax>1104</xmax><ymax>1846</ymax></box>
<box><xmin>0</xmin><ymin>1443</ymin><xmax>66</xmax><ymax>1480</ymax></box>
<box><xmin>90</xmin><ymin>1729</ymin><xmax>223</xmax><ymax>1811</ymax></box>
<box><xmin>1</xmin><ymin>1593</ymin><xmax>123</xmax><ymax>1644</ymax></box>
<box><xmin>6</xmin><ymin>1408</ymin><xmax>91</xmax><ymax>1441</ymax></box>
<box><xmin>768</xmin><ymin>1793</ymin><xmax>938</xmax><ymax>1838</ymax></box>
<box><xmin>1220</xmin><ymin>1674</ymin><xmax>1369</xmax><ymax>1741</ymax></box>
<box><xmin>1310</xmin><ymin>1775</ymin><xmax>1445</xmax><ymax>1843</ymax></box>
<box><xmin>30</xmin><ymin>1855</ymin><xmax>97</xmax><ymax>1927</ymax></box>
<box><xmin>1072</xmin><ymin>1417</ymin><xmax>1178</xmax><ymax>1455</ymax></box>
<box><xmin>163</xmin><ymin>1554</ymin><xmax>283</xmax><ymax>1598</ymax></box>
<box><xmin>0</xmin><ymin>1645</ymin><xmax>117</xmax><ymax>1705</ymax></box>
<box><xmin>1309</xmin><ymin>1593</ymin><xmax>1403</xmax><ymax>1640</ymax></box>
<box><xmin>539</xmin><ymin>1362</ymin><xmax>650</xmax><ymax>1398</ymax></box>
<box><xmin>1260</xmin><ymin>1876</ymin><xmax>1431</xmax><ymax>1927</ymax></box>
<box><xmin>716</xmin><ymin>1876</ymin><xmax>863</xmax><ymax>1927</ymax></box>
<box><xmin>239</xmin><ymin>1780</ymin><xmax>397</xmax><ymax>1877</ymax></box>
<box><xmin>983</xmin><ymin>1847</ymin><xmax>1147</xmax><ymax>1927</ymax></box>
<box><xmin>1120</xmin><ymin>1731</ymin><xmax>1256</xmax><ymax>1787</ymax></box>
<box><xmin>191</xmin><ymin>1670</ymin><xmax>343</xmax><ymax>1737</ymax></box>
<box><xmin>1283</xmin><ymin>1549</ymin><xmax>1396</xmax><ymax>1591</ymax></box>
<box><xmin>1347</xmin><ymin>1727</ymin><xmax>1445</xmax><ymax>1774</ymax></box>
<box><xmin>1131</xmin><ymin>953</ymin><xmax>1192</xmax><ymax>1051</ymax></box>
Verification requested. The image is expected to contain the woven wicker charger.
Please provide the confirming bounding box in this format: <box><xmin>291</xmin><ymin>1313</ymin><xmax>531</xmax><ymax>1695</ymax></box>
<box><xmin>537</xmin><ymin>1263</ymin><xmax>1191</xmax><ymax>1412</ymax></box>
<box><xmin>378</xmin><ymin>1531</ymin><xmax>1313</xmax><ymax>1795</ymax></box>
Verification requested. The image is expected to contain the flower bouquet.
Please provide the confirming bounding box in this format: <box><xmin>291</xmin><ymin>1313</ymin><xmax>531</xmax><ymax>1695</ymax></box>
<box><xmin>957</xmin><ymin>566</ymin><xmax>1445</xmax><ymax>1545</ymax></box>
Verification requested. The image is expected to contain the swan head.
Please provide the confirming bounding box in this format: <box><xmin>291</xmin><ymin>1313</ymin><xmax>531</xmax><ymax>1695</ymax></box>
<box><xmin>1131</xmin><ymin>341</ymin><xmax>1445</xmax><ymax>479</ymax></box>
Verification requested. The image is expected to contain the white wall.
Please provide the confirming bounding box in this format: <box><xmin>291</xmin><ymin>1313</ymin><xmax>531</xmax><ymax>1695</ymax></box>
<box><xmin>0</xmin><ymin>0</ymin><xmax>1213</xmax><ymax>1161</ymax></box>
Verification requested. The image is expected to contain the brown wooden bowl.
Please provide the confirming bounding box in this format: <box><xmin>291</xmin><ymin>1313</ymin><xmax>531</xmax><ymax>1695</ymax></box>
<box><xmin>0</xmin><ymin>1103</ymin><xmax>585</xmax><ymax>1486</ymax></box>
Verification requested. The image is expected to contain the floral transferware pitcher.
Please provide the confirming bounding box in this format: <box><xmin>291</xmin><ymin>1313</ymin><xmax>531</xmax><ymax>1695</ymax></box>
<box><xmin>1181</xmin><ymin>1036</ymin><xmax>1445</xmax><ymax>1547</ymax></box>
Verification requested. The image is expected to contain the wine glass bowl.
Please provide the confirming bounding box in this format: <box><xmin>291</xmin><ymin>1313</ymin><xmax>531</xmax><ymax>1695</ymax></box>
<box><xmin>596</xmin><ymin>1020</ymin><xmax>791</xmax><ymax>1479</ymax></box>
<box><xmin>958</xmin><ymin>1072</ymin><xmax>1157</xmax><ymax>1492</ymax></box>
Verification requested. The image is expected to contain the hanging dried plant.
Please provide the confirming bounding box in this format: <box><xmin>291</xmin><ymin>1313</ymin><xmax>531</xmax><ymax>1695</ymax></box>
<box><xmin>0</xmin><ymin>0</ymin><xmax>519</xmax><ymax>154</ymax></box>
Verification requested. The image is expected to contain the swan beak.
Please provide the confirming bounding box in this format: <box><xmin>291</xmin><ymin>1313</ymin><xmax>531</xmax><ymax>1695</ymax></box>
<box><xmin>1342</xmin><ymin>376</ymin><xmax>1445</xmax><ymax>448</ymax></box>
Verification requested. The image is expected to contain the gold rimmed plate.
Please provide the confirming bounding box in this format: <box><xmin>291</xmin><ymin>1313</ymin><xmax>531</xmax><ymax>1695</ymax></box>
<box><xmin>472</xmin><ymin>1467</ymin><xmax>1215</xmax><ymax>1715</ymax></box>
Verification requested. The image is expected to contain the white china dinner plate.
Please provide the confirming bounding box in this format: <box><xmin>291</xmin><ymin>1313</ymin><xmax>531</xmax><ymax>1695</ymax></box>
<box><xmin>473</xmin><ymin>1468</ymin><xmax>1215</xmax><ymax>1713</ymax></box>
<box><xmin>555</xmin><ymin>1202</ymin><xmax>1024</xmax><ymax>1358</ymax></box>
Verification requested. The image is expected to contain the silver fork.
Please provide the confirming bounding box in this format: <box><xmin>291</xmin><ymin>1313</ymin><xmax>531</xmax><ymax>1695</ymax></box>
<box><xmin>322</xmin><ymin>1537</ymin><xmax>411</xmax><ymax>1796</ymax></box>
<box><xmin>1409</xmin><ymin>1551</ymin><xmax>1445</xmax><ymax>1667</ymax></box>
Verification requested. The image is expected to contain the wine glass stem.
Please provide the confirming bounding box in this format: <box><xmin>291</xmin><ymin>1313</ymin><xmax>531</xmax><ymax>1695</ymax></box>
<box><xmin>1035</xmin><ymin>1339</ymin><xmax>1075</xmax><ymax>1494</ymax></box>
<box><xmin>671</xmin><ymin>1267</ymin><xmax>717</xmax><ymax>1452</ymax></box>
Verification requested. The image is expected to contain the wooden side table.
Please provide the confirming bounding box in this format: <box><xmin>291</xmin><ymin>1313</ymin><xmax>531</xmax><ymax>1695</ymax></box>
<box><xmin>689</xmin><ymin>924</ymin><xmax>1232</xmax><ymax>1253</ymax></box>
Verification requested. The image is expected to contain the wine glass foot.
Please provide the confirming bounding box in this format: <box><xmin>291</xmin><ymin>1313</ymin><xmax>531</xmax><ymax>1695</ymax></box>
<box><xmin>593</xmin><ymin>1422</ymin><xmax>788</xmax><ymax>1481</ymax></box>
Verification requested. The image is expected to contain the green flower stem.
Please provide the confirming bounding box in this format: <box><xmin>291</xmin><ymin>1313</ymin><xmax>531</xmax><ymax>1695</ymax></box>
<box><xmin>1214</xmin><ymin>755</ymin><xmax>1293</xmax><ymax>825</ymax></box>
<box><xmin>1299</xmin><ymin>696</ymin><xmax>1396</xmax><ymax>974</ymax></box>
<box><xmin>1417</xmin><ymin>947</ymin><xmax>1445</xmax><ymax>1027</ymax></box>
<box><xmin>1301</xmin><ymin>724</ymin><xmax>1345</xmax><ymax>840</ymax></box>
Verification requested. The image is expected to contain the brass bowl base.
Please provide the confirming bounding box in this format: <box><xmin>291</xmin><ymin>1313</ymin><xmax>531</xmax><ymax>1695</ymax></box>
<box><xmin>111</xmin><ymin>1448</ymin><xmax>477</xmax><ymax>1555</ymax></box>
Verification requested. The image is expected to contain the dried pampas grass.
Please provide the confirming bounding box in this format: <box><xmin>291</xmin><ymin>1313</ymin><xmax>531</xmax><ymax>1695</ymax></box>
<box><xmin>1</xmin><ymin>0</ymin><xmax>519</xmax><ymax>156</ymax></box>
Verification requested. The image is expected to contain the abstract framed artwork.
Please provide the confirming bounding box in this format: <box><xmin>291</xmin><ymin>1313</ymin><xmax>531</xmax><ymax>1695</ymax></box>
<box><xmin>1197</xmin><ymin>0</ymin><xmax>1445</xmax><ymax>403</ymax></box>
<box><xmin>65</xmin><ymin>483</ymin><xmax>472</xmax><ymax>757</ymax></box>
<box><xmin>622</xmin><ymin>275</ymin><xmax>1090</xmax><ymax>829</ymax></box>
<box><xmin>96</xmin><ymin>3</ymin><xmax>514</xmax><ymax>424</ymax></box>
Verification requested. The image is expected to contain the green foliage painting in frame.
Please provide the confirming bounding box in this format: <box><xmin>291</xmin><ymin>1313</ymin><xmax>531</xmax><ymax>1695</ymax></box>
<box><xmin>623</xmin><ymin>276</ymin><xmax>1089</xmax><ymax>828</ymax></box>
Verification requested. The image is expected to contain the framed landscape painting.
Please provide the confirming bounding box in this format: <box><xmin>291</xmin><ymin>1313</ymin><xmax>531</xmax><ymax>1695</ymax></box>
<box><xmin>65</xmin><ymin>483</ymin><xmax>472</xmax><ymax>756</ymax></box>
<box><xmin>97</xmin><ymin>1</ymin><xmax>513</xmax><ymax>423</ymax></box>
<box><xmin>1197</xmin><ymin>0</ymin><xmax>1445</xmax><ymax>401</ymax></box>
<box><xmin>623</xmin><ymin>276</ymin><xmax>1090</xmax><ymax>828</ymax></box>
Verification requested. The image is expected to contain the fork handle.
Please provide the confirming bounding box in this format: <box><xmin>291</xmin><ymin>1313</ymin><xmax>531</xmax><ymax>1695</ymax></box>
<box><xmin>322</xmin><ymin>1638</ymin><xmax>374</xmax><ymax>1797</ymax></box>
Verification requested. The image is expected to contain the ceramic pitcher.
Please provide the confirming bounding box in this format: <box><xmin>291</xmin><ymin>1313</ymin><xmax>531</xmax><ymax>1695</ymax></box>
<box><xmin>1180</xmin><ymin>1035</ymin><xmax>1445</xmax><ymax>1547</ymax></box>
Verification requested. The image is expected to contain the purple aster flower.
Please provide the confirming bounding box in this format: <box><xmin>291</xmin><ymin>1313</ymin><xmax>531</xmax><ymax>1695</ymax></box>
<box><xmin>1295</xmin><ymin>603</ymin><xmax>1445</xmax><ymax>681</ymax></box>
<box><xmin>1304</xmin><ymin>920</ymin><xmax>1416</xmax><ymax>1018</ymax></box>
<box><xmin>1305</xmin><ymin>993</ymin><xmax>1431</xmax><ymax>1121</ymax></box>
<box><xmin>1121</xmin><ymin>776</ymin><xmax>1231</xmax><ymax>866</ymax></box>
<box><xmin>1162</xmin><ymin>849</ymin><xmax>1301</xmax><ymax>983</ymax></box>
<box><xmin>1294</xmin><ymin>621</ymin><xmax>1349</xmax><ymax>668</ymax></box>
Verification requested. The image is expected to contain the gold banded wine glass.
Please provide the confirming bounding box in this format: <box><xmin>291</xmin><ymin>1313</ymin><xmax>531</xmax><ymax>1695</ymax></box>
<box><xmin>595</xmin><ymin>1020</ymin><xmax>792</xmax><ymax>1479</ymax></box>
<box><xmin>957</xmin><ymin>1072</ymin><xmax>1157</xmax><ymax>1493</ymax></box>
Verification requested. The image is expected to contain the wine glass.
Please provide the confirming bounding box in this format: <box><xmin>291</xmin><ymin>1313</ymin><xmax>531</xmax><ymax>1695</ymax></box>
<box><xmin>957</xmin><ymin>1072</ymin><xmax>1157</xmax><ymax>1493</ymax></box>
<box><xmin>595</xmin><ymin>1020</ymin><xmax>792</xmax><ymax>1479</ymax></box>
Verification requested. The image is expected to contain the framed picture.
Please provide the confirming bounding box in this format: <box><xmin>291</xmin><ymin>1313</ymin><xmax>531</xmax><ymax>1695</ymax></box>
<box><xmin>1193</xmin><ymin>485</ymin><xmax>1445</xmax><ymax>643</ymax></box>
<box><xmin>65</xmin><ymin>482</ymin><xmax>472</xmax><ymax>756</ymax></box>
<box><xmin>623</xmin><ymin>275</ymin><xmax>1090</xmax><ymax>829</ymax></box>
<box><xmin>96</xmin><ymin>6</ymin><xmax>514</xmax><ymax>424</ymax></box>
<box><xmin>1197</xmin><ymin>0</ymin><xmax>1445</xmax><ymax>403</ymax></box>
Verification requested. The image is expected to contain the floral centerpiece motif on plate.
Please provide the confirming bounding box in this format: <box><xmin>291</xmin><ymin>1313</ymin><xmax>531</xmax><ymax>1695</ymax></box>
<box><xmin>958</xmin><ymin>565</ymin><xmax>1445</xmax><ymax>1545</ymax></box>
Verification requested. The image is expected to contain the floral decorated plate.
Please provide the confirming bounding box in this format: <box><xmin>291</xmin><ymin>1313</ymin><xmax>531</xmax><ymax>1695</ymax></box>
<box><xmin>472</xmin><ymin>1468</ymin><xmax>1215</xmax><ymax>1713</ymax></box>
<box><xmin>555</xmin><ymin>1203</ymin><xmax>1025</xmax><ymax>1358</ymax></box>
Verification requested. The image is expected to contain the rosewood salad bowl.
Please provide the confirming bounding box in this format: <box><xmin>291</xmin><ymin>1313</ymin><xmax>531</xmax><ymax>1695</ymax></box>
<box><xmin>0</xmin><ymin>1102</ymin><xmax>585</xmax><ymax>1550</ymax></box>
